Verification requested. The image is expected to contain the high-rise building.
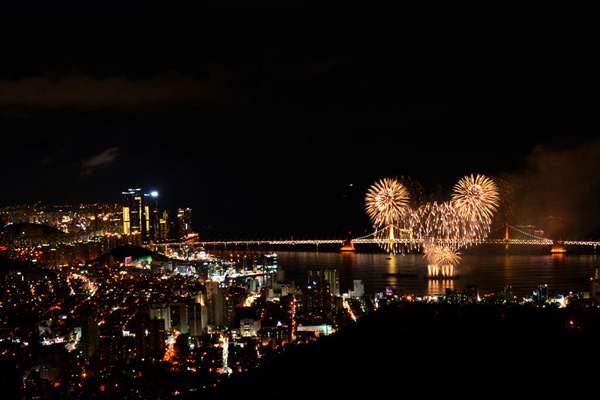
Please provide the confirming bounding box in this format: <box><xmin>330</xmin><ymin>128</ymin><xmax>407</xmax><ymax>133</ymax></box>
<box><xmin>144</xmin><ymin>191</ymin><xmax>160</xmax><ymax>244</ymax></box>
<box><xmin>134</xmin><ymin>313</ymin><xmax>167</xmax><ymax>358</ymax></box>
<box><xmin>80</xmin><ymin>310</ymin><xmax>99</xmax><ymax>358</ymax></box>
<box><xmin>177</xmin><ymin>208</ymin><xmax>193</xmax><ymax>239</ymax></box>
<box><xmin>147</xmin><ymin>318</ymin><xmax>166</xmax><ymax>354</ymax></box>
<box><xmin>240</xmin><ymin>318</ymin><xmax>261</xmax><ymax>337</ymax></box>
<box><xmin>206</xmin><ymin>281</ymin><xmax>224</xmax><ymax>329</ymax></box>
<box><xmin>122</xmin><ymin>188</ymin><xmax>143</xmax><ymax>236</ymax></box>
<box><xmin>306</xmin><ymin>268</ymin><xmax>340</xmax><ymax>313</ymax></box>
<box><xmin>122</xmin><ymin>188</ymin><xmax>160</xmax><ymax>244</ymax></box>
<box><xmin>158</xmin><ymin>210</ymin><xmax>171</xmax><ymax>242</ymax></box>
<box><xmin>155</xmin><ymin>207</ymin><xmax>194</xmax><ymax>242</ymax></box>
<box><xmin>265</xmin><ymin>253</ymin><xmax>278</xmax><ymax>271</ymax></box>
<box><xmin>308</xmin><ymin>268</ymin><xmax>340</xmax><ymax>297</ymax></box>
<box><xmin>150</xmin><ymin>304</ymin><xmax>172</xmax><ymax>331</ymax></box>
<box><xmin>353</xmin><ymin>279</ymin><xmax>365</xmax><ymax>298</ymax></box>
<box><xmin>134</xmin><ymin>315</ymin><xmax>149</xmax><ymax>359</ymax></box>
<box><xmin>187</xmin><ymin>302</ymin><xmax>207</xmax><ymax>337</ymax></box>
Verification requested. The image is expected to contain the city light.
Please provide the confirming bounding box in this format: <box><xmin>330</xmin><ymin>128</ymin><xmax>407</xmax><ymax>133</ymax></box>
<box><xmin>1</xmin><ymin>183</ymin><xmax>599</xmax><ymax>399</ymax></box>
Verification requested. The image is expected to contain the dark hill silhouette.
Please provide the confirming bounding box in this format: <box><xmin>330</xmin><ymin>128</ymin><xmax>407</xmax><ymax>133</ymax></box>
<box><xmin>200</xmin><ymin>302</ymin><xmax>598</xmax><ymax>397</ymax></box>
<box><xmin>0</xmin><ymin>222</ymin><xmax>64</xmax><ymax>237</ymax></box>
<box><xmin>92</xmin><ymin>245</ymin><xmax>171</xmax><ymax>264</ymax></box>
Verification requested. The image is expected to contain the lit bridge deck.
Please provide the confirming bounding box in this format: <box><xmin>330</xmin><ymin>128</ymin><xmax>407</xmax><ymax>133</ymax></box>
<box><xmin>161</xmin><ymin>224</ymin><xmax>599</xmax><ymax>250</ymax></box>
<box><xmin>162</xmin><ymin>238</ymin><xmax>600</xmax><ymax>247</ymax></box>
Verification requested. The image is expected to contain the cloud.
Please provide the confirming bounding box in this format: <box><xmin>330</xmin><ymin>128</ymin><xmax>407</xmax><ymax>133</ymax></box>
<box><xmin>82</xmin><ymin>147</ymin><xmax>120</xmax><ymax>168</ymax></box>
<box><xmin>80</xmin><ymin>147</ymin><xmax>121</xmax><ymax>176</ymax></box>
<box><xmin>0</xmin><ymin>69</ymin><xmax>237</xmax><ymax>110</ymax></box>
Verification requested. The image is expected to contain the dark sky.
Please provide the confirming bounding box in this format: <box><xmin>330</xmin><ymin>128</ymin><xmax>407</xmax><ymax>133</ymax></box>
<box><xmin>0</xmin><ymin>4</ymin><xmax>598</xmax><ymax>240</ymax></box>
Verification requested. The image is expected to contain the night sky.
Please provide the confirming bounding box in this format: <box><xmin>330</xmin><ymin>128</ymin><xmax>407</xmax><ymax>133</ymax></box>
<box><xmin>0</xmin><ymin>4</ymin><xmax>598</xmax><ymax>240</ymax></box>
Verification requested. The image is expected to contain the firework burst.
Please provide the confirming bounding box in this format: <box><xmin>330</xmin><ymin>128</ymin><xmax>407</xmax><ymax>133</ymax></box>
<box><xmin>423</xmin><ymin>243</ymin><xmax>462</xmax><ymax>278</ymax></box>
<box><xmin>451</xmin><ymin>174</ymin><xmax>500</xmax><ymax>224</ymax></box>
<box><xmin>365</xmin><ymin>177</ymin><xmax>411</xmax><ymax>254</ymax></box>
<box><xmin>365</xmin><ymin>173</ymin><xmax>506</xmax><ymax>269</ymax></box>
<box><xmin>365</xmin><ymin>177</ymin><xmax>410</xmax><ymax>227</ymax></box>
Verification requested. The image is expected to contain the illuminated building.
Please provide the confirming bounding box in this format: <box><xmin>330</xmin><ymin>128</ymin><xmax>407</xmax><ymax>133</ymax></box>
<box><xmin>353</xmin><ymin>279</ymin><xmax>365</xmax><ymax>298</ymax></box>
<box><xmin>150</xmin><ymin>304</ymin><xmax>172</xmax><ymax>331</ymax></box>
<box><xmin>122</xmin><ymin>188</ymin><xmax>142</xmax><ymax>235</ymax></box>
<box><xmin>250</xmin><ymin>252</ymin><xmax>278</xmax><ymax>272</ymax></box>
<box><xmin>306</xmin><ymin>268</ymin><xmax>340</xmax><ymax>313</ymax></box>
<box><xmin>265</xmin><ymin>253</ymin><xmax>278</xmax><ymax>271</ymax></box>
<box><xmin>187</xmin><ymin>302</ymin><xmax>208</xmax><ymax>337</ymax></box>
<box><xmin>296</xmin><ymin>324</ymin><xmax>333</xmax><ymax>337</ymax></box>
<box><xmin>308</xmin><ymin>268</ymin><xmax>340</xmax><ymax>296</ymax></box>
<box><xmin>39</xmin><ymin>360</ymin><xmax>62</xmax><ymax>382</ymax></box>
<box><xmin>122</xmin><ymin>188</ymin><xmax>160</xmax><ymax>244</ymax></box>
<box><xmin>177</xmin><ymin>207</ymin><xmax>193</xmax><ymax>239</ymax></box>
<box><xmin>158</xmin><ymin>210</ymin><xmax>171</xmax><ymax>242</ymax></box>
<box><xmin>258</xmin><ymin>326</ymin><xmax>292</xmax><ymax>347</ymax></box>
<box><xmin>145</xmin><ymin>191</ymin><xmax>160</xmax><ymax>244</ymax></box>
<box><xmin>156</xmin><ymin>208</ymin><xmax>194</xmax><ymax>242</ymax></box>
<box><xmin>206</xmin><ymin>281</ymin><xmax>224</xmax><ymax>329</ymax></box>
<box><xmin>240</xmin><ymin>318</ymin><xmax>261</xmax><ymax>337</ymax></box>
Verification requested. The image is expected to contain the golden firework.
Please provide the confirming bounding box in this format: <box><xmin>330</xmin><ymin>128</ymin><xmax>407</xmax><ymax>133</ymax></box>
<box><xmin>365</xmin><ymin>177</ymin><xmax>410</xmax><ymax>228</ymax></box>
<box><xmin>451</xmin><ymin>174</ymin><xmax>500</xmax><ymax>223</ymax></box>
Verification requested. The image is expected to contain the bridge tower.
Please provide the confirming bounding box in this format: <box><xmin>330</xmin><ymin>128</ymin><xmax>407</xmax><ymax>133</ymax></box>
<box><xmin>504</xmin><ymin>223</ymin><xmax>510</xmax><ymax>251</ymax></box>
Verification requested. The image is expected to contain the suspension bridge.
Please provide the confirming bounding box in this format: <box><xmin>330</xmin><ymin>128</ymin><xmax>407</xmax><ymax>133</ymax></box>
<box><xmin>156</xmin><ymin>224</ymin><xmax>599</xmax><ymax>253</ymax></box>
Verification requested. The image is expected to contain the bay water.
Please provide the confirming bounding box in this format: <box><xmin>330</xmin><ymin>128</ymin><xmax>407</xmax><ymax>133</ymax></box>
<box><xmin>212</xmin><ymin>248</ymin><xmax>600</xmax><ymax>299</ymax></box>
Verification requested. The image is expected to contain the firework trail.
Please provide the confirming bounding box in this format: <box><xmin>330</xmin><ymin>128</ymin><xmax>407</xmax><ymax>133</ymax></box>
<box><xmin>409</xmin><ymin>201</ymin><xmax>462</xmax><ymax>249</ymax></box>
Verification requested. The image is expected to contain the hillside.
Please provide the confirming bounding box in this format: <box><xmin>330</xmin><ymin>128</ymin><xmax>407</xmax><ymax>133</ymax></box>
<box><xmin>201</xmin><ymin>302</ymin><xmax>599</xmax><ymax>396</ymax></box>
<box><xmin>92</xmin><ymin>244</ymin><xmax>171</xmax><ymax>264</ymax></box>
<box><xmin>0</xmin><ymin>222</ymin><xmax>65</xmax><ymax>239</ymax></box>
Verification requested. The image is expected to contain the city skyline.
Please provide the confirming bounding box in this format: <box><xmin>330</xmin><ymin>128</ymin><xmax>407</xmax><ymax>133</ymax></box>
<box><xmin>1</xmin><ymin>5</ymin><xmax>599</xmax><ymax>398</ymax></box>
<box><xmin>0</xmin><ymin>5</ymin><xmax>598</xmax><ymax>240</ymax></box>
